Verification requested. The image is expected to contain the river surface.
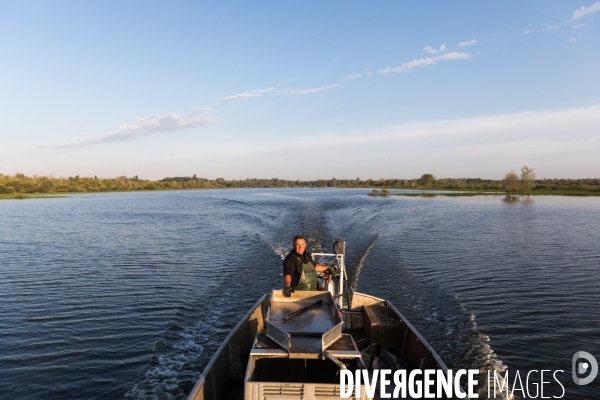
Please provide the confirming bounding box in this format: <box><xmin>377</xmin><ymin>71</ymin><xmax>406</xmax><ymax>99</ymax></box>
<box><xmin>1</xmin><ymin>189</ymin><xmax>599</xmax><ymax>399</ymax></box>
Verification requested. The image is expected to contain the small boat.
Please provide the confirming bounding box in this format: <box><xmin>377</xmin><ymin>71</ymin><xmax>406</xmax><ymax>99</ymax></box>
<box><xmin>187</xmin><ymin>242</ymin><xmax>466</xmax><ymax>400</ymax></box>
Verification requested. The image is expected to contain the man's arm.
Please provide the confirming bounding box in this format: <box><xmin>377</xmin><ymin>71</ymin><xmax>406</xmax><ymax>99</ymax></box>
<box><xmin>308</xmin><ymin>253</ymin><xmax>330</xmax><ymax>273</ymax></box>
<box><xmin>283</xmin><ymin>264</ymin><xmax>294</xmax><ymax>297</ymax></box>
<box><xmin>283</xmin><ymin>258</ymin><xmax>296</xmax><ymax>286</ymax></box>
<box><xmin>315</xmin><ymin>264</ymin><xmax>329</xmax><ymax>273</ymax></box>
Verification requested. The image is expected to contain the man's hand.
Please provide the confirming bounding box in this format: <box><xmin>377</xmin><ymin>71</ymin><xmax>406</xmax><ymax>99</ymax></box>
<box><xmin>283</xmin><ymin>285</ymin><xmax>295</xmax><ymax>297</ymax></box>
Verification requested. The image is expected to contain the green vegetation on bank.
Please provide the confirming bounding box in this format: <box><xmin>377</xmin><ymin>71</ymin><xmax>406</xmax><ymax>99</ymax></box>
<box><xmin>1</xmin><ymin>169</ymin><xmax>599</xmax><ymax>200</ymax></box>
<box><xmin>0</xmin><ymin>193</ymin><xmax>67</xmax><ymax>200</ymax></box>
<box><xmin>390</xmin><ymin>167</ymin><xmax>600</xmax><ymax>197</ymax></box>
<box><xmin>395</xmin><ymin>190</ymin><xmax>600</xmax><ymax>197</ymax></box>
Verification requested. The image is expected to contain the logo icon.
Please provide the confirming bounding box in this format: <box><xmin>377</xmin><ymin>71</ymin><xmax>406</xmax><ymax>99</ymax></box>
<box><xmin>572</xmin><ymin>351</ymin><xmax>598</xmax><ymax>385</ymax></box>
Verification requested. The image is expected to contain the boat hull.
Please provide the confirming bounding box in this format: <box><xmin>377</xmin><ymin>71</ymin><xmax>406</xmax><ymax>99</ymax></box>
<box><xmin>187</xmin><ymin>292</ymin><xmax>464</xmax><ymax>400</ymax></box>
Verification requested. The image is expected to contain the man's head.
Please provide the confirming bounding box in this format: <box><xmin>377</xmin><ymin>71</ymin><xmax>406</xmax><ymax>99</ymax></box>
<box><xmin>293</xmin><ymin>235</ymin><xmax>307</xmax><ymax>255</ymax></box>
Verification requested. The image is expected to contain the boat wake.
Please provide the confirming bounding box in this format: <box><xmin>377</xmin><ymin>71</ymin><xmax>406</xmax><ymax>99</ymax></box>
<box><xmin>126</xmin><ymin>264</ymin><xmax>279</xmax><ymax>400</ymax></box>
<box><xmin>459</xmin><ymin>313</ymin><xmax>515</xmax><ymax>400</ymax></box>
<box><xmin>125</xmin><ymin>300</ymin><xmax>235</xmax><ymax>400</ymax></box>
<box><xmin>351</xmin><ymin>235</ymin><xmax>514</xmax><ymax>400</ymax></box>
<box><xmin>348</xmin><ymin>235</ymin><xmax>378</xmax><ymax>291</ymax></box>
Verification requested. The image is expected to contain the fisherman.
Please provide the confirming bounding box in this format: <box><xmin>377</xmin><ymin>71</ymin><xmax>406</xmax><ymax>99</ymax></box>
<box><xmin>282</xmin><ymin>235</ymin><xmax>335</xmax><ymax>297</ymax></box>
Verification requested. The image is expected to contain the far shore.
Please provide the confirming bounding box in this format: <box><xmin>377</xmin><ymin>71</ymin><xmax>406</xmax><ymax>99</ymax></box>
<box><xmin>2</xmin><ymin>187</ymin><xmax>600</xmax><ymax>201</ymax></box>
<box><xmin>2</xmin><ymin>172</ymin><xmax>600</xmax><ymax>200</ymax></box>
<box><xmin>392</xmin><ymin>189</ymin><xmax>600</xmax><ymax>197</ymax></box>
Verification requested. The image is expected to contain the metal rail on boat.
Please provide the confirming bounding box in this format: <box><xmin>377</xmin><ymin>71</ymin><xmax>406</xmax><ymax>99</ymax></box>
<box><xmin>312</xmin><ymin>246</ymin><xmax>347</xmax><ymax>309</ymax></box>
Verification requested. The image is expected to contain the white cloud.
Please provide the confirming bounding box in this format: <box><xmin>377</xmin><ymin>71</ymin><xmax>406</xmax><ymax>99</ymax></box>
<box><xmin>49</xmin><ymin>108</ymin><xmax>219</xmax><ymax>148</ymax></box>
<box><xmin>286</xmin><ymin>84</ymin><xmax>342</xmax><ymax>96</ymax></box>
<box><xmin>220</xmin><ymin>83</ymin><xmax>342</xmax><ymax>101</ymax></box>
<box><xmin>573</xmin><ymin>23</ymin><xmax>585</xmax><ymax>28</ymax></box>
<box><xmin>570</xmin><ymin>37</ymin><xmax>577</xmax><ymax>42</ymax></box>
<box><xmin>524</xmin><ymin>29</ymin><xmax>533</xmax><ymax>34</ymax></box>
<box><xmin>571</xmin><ymin>1</ymin><xmax>600</xmax><ymax>20</ymax></box>
<box><xmin>543</xmin><ymin>23</ymin><xmax>563</xmax><ymax>31</ymax></box>
<box><xmin>423</xmin><ymin>44</ymin><xmax>447</xmax><ymax>54</ymax></box>
<box><xmin>342</xmin><ymin>73</ymin><xmax>362</xmax><ymax>80</ymax></box>
<box><xmin>218</xmin><ymin>87</ymin><xmax>274</xmax><ymax>103</ymax></box>
<box><xmin>378</xmin><ymin>52</ymin><xmax>471</xmax><ymax>75</ymax></box>
<box><xmin>543</xmin><ymin>1</ymin><xmax>600</xmax><ymax>31</ymax></box>
<box><xmin>458</xmin><ymin>39</ymin><xmax>477</xmax><ymax>47</ymax></box>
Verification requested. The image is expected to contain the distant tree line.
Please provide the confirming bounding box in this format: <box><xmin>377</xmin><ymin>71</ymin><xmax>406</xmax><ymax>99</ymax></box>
<box><xmin>1</xmin><ymin>171</ymin><xmax>599</xmax><ymax>195</ymax></box>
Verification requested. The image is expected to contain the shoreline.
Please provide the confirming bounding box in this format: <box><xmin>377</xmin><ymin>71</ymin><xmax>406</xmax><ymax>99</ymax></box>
<box><xmin>392</xmin><ymin>189</ymin><xmax>600</xmax><ymax>197</ymax></box>
<box><xmin>2</xmin><ymin>187</ymin><xmax>600</xmax><ymax>200</ymax></box>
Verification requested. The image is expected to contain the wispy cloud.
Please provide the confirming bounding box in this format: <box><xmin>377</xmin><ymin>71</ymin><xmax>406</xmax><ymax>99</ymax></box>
<box><xmin>571</xmin><ymin>1</ymin><xmax>600</xmax><ymax>20</ymax></box>
<box><xmin>570</xmin><ymin>37</ymin><xmax>577</xmax><ymax>42</ymax></box>
<box><xmin>574</xmin><ymin>23</ymin><xmax>586</xmax><ymax>28</ymax></box>
<box><xmin>543</xmin><ymin>23</ymin><xmax>563</xmax><ymax>31</ymax></box>
<box><xmin>218</xmin><ymin>87</ymin><xmax>274</xmax><ymax>103</ymax></box>
<box><xmin>286</xmin><ymin>84</ymin><xmax>342</xmax><ymax>96</ymax></box>
<box><xmin>342</xmin><ymin>73</ymin><xmax>362</xmax><ymax>80</ymax></box>
<box><xmin>378</xmin><ymin>52</ymin><xmax>471</xmax><ymax>75</ymax></box>
<box><xmin>423</xmin><ymin>44</ymin><xmax>447</xmax><ymax>54</ymax></box>
<box><xmin>524</xmin><ymin>29</ymin><xmax>533</xmax><ymax>35</ymax></box>
<box><xmin>458</xmin><ymin>39</ymin><xmax>477</xmax><ymax>47</ymax></box>
<box><xmin>544</xmin><ymin>1</ymin><xmax>600</xmax><ymax>31</ymax></box>
<box><xmin>49</xmin><ymin>108</ymin><xmax>219</xmax><ymax>148</ymax></box>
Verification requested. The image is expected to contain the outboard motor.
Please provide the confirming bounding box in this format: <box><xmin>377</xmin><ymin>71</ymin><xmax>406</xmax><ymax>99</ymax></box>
<box><xmin>333</xmin><ymin>240</ymin><xmax>345</xmax><ymax>255</ymax></box>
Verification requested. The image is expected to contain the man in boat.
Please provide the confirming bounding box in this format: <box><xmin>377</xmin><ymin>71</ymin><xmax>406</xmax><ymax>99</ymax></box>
<box><xmin>282</xmin><ymin>235</ymin><xmax>334</xmax><ymax>297</ymax></box>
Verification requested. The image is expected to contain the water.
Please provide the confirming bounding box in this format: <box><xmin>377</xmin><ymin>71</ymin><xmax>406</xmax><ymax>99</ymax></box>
<box><xmin>1</xmin><ymin>189</ymin><xmax>599</xmax><ymax>399</ymax></box>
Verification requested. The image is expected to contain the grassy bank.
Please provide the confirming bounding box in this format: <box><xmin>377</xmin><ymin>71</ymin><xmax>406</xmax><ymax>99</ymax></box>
<box><xmin>1</xmin><ymin>173</ymin><xmax>599</xmax><ymax>200</ymax></box>
<box><xmin>0</xmin><ymin>193</ymin><xmax>68</xmax><ymax>200</ymax></box>
<box><xmin>394</xmin><ymin>189</ymin><xmax>600</xmax><ymax>197</ymax></box>
<box><xmin>3</xmin><ymin>188</ymin><xmax>600</xmax><ymax>201</ymax></box>
<box><xmin>521</xmin><ymin>189</ymin><xmax>600</xmax><ymax>196</ymax></box>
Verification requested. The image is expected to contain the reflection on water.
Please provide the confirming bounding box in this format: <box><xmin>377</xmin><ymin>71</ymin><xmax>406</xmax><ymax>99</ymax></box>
<box><xmin>1</xmin><ymin>190</ymin><xmax>599</xmax><ymax>399</ymax></box>
<box><xmin>501</xmin><ymin>195</ymin><xmax>535</xmax><ymax>205</ymax></box>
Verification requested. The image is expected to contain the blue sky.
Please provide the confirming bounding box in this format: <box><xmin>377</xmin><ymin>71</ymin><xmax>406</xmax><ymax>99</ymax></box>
<box><xmin>1</xmin><ymin>1</ymin><xmax>599</xmax><ymax>180</ymax></box>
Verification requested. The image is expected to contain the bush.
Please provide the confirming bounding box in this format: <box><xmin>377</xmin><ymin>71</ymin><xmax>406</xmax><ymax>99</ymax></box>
<box><xmin>0</xmin><ymin>185</ymin><xmax>16</xmax><ymax>194</ymax></box>
<box><xmin>4</xmin><ymin>180</ymin><xmax>21</xmax><ymax>192</ymax></box>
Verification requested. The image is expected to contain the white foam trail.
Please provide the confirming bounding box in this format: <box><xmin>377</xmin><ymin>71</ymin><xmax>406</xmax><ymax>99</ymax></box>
<box><xmin>270</xmin><ymin>242</ymin><xmax>289</xmax><ymax>260</ymax></box>
<box><xmin>349</xmin><ymin>236</ymin><xmax>378</xmax><ymax>291</ymax></box>
<box><xmin>126</xmin><ymin>308</ymin><xmax>231</xmax><ymax>400</ymax></box>
<box><xmin>461</xmin><ymin>313</ymin><xmax>516</xmax><ymax>400</ymax></box>
<box><xmin>126</xmin><ymin>330</ymin><xmax>205</xmax><ymax>399</ymax></box>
